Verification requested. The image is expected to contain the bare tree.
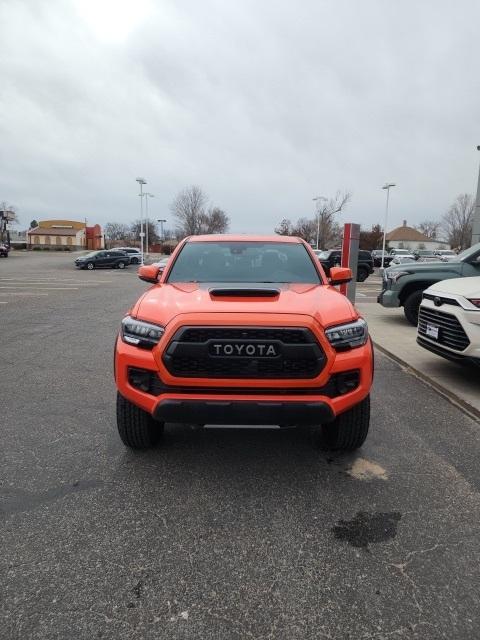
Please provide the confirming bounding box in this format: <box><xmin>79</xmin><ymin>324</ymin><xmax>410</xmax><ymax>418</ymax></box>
<box><xmin>199</xmin><ymin>207</ymin><xmax>229</xmax><ymax>234</ymax></box>
<box><xmin>170</xmin><ymin>185</ymin><xmax>208</xmax><ymax>236</ymax></box>
<box><xmin>0</xmin><ymin>201</ymin><xmax>19</xmax><ymax>225</ymax></box>
<box><xmin>291</xmin><ymin>217</ymin><xmax>316</xmax><ymax>242</ymax></box>
<box><xmin>416</xmin><ymin>219</ymin><xmax>441</xmax><ymax>239</ymax></box>
<box><xmin>360</xmin><ymin>224</ymin><xmax>383</xmax><ymax>251</ymax></box>
<box><xmin>442</xmin><ymin>194</ymin><xmax>474</xmax><ymax>250</ymax></box>
<box><xmin>273</xmin><ymin>191</ymin><xmax>351</xmax><ymax>248</ymax></box>
<box><xmin>275</xmin><ymin>218</ymin><xmax>293</xmax><ymax>236</ymax></box>
<box><xmin>171</xmin><ymin>186</ymin><xmax>229</xmax><ymax>236</ymax></box>
<box><xmin>130</xmin><ymin>220</ymin><xmax>159</xmax><ymax>245</ymax></box>
<box><xmin>313</xmin><ymin>191</ymin><xmax>351</xmax><ymax>248</ymax></box>
<box><xmin>104</xmin><ymin>222</ymin><xmax>131</xmax><ymax>242</ymax></box>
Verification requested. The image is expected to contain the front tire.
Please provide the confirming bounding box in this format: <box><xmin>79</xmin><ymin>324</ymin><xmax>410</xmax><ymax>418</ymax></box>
<box><xmin>86</xmin><ymin>262</ymin><xmax>94</xmax><ymax>270</ymax></box>
<box><xmin>116</xmin><ymin>392</ymin><xmax>164</xmax><ymax>449</ymax></box>
<box><xmin>403</xmin><ymin>290</ymin><xmax>423</xmax><ymax>326</ymax></box>
<box><xmin>357</xmin><ymin>268</ymin><xmax>368</xmax><ymax>282</ymax></box>
<box><xmin>317</xmin><ymin>395</ymin><xmax>370</xmax><ymax>451</ymax></box>
<box><xmin>117</xmin><ymin>261</ymin><xmax>126</xmax><ymax>269</ymax></box>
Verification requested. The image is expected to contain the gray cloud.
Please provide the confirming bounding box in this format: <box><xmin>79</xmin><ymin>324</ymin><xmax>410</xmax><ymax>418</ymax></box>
<box><xmin>1</xmin><ymin>0</ymin><xmax>479</xmax><ymax>234</ymax></box>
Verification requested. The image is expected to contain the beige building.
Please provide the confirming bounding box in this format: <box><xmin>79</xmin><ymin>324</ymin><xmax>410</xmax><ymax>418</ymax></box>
<box><xmin>28</xmin><ymin>220</ymin><xmax>103</xmax><ymax>250</ymax></box>
<box><xmin>386</xmin><ymin>221</ymin><xmax>450</xmax><ymax>251</ymax></box>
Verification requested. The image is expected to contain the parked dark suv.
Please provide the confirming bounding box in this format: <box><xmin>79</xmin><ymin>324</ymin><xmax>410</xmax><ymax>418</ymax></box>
<box><xmin>75</xmin><ymin>250</ymin><xmax>131</xmax><ymax>270</ymax></box>
<box><xmin>317</xmin><ymin>250</ymin><xmax>374</xmax><ymax>282</ymax></box>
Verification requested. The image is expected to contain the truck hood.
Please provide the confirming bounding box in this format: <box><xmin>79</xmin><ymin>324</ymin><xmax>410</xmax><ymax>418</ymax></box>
<box><xmin>426</xmin><ymin>276</ymin><xmax>480</xmax><ymax>298</ymax></box>
<box><xmin>132</xmin><ymin>282</ymin><xmax>357</xmax><ymax>328</ymax></box>
<box><xmin>386</xmin><ymin>261</ymin><xmax>463</xmax><ymax>275</ymax></box>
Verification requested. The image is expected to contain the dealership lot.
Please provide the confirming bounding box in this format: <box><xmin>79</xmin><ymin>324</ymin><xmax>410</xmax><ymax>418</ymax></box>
<box><xmin>2</xmin><ymin>253</ymin><xmax>480</xmax><ymax>639</ymax></box>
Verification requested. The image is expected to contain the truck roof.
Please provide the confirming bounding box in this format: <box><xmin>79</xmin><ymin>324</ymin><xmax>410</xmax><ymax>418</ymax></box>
<box><xmin>187</xmin><ymin>234</ymin><xmax>303</xmax><ymax>243</ymax></box>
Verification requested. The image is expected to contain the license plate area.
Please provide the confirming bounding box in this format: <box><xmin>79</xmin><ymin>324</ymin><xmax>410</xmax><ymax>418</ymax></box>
<box><xmin>426</xmin><ymin>324</ymin><xmax>439</xmax><ymax>340</ymax></box>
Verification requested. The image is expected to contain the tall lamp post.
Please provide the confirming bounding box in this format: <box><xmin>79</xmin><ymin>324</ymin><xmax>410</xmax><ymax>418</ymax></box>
<box><xmin>157</xmin><ymin>218</ymin><xmax>167</xmax><ymax>242</ymax></box>
<box><xmin>136</xmin><ymin>177</ymin><xmax>147</xmax><ymax>263</ymax></box>
<box><xmin>144</xmin><ymin>193</ymin><xmax>154</xmax><ymax>255</ymax></box>
<box><xmin>472</xmin><ymin>146</ymin><xmax>480</xmax><ymax>246</ymax></box>
<box><xmin>381</xmin><ymin>183</ymin><xmax>396</xmax><ymax>269</ymax></box>
<box><xmin>312</xmin><ymin>196</ymin><xmax>327</xmax><ymax>250</ymax></box>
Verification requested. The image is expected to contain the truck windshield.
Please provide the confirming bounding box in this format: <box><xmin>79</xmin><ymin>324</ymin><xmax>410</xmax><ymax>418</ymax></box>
<box><xmin>167</xmin><ymin>241</ymin><xmax>322</xmax><ymax>284</ymax></box>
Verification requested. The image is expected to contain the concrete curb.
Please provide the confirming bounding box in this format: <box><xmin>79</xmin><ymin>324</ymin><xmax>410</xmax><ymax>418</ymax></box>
<box><xmin>373</xmin><ymin>340</ymin><xmax>480</xmax><ymax>423</ymax></box>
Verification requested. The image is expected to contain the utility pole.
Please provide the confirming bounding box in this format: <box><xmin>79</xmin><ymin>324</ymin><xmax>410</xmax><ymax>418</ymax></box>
<box><xmin>381</xmin><ymin>183</ymin><xmax>396</xmax><ymax>269</ymax></box>
<box><xmin>157</xmin><ymin>219</ymin><xmax>167</xmax><ymax>242</ymax></box>
<box><xmin>144</xmin><ymin>193</ymin><xmax>154</xmax><ymax>255</ymax></box>
<box><xmin>472</xmin><ymin>146</ymin><xmax>480</xmax><ymax>246</ymax></box>
<box><xmin>136</xmin><ymin>178</ymin><xmax>147</xmax><ymax>263</ymax></box>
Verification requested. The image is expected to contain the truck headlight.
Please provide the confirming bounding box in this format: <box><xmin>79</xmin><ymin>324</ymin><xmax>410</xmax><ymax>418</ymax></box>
<box><xmin>121</xmin><ymin>315</ymin><xmax>164</xmax><ymax>349</ymax></box>
<box><xmin>387</xmin><ymin>270</ymin><xmax>409</xmax><ymax>283</ymax></box>
<box><xmin>325</xmin><ymin>318</ymin><xmax>368</xmax><ymax>350</ymax></box>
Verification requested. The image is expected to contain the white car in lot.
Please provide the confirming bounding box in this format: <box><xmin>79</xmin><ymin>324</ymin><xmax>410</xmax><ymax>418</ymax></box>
<box><xmin>417</xmin><ymin>276</ymin><xmax>480</xmax><ymax>366</ymax></box>
<box><xmin>115</xmin><ymin>247</ymin><xmax>142</xmax><ymax>264</ymax></box>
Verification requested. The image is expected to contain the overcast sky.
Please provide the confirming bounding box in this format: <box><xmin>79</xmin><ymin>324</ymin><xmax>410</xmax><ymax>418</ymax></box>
<box><xmin>1</xmin><ymin>0</ymin><xmax>479</xmax><ymax>235</ymax></box>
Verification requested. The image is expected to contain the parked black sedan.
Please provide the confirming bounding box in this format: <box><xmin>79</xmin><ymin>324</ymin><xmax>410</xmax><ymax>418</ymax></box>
<box><xmin>75</xmin><ymin>250</ymin><xmax>131</xmax><ymax>270</ymax></box>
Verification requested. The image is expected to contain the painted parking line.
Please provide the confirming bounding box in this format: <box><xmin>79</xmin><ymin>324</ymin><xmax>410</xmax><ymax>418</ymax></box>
<box><xmin>0</xmin><ymin>278</ymin><xmax>112</xmax><ymax>284</ymax></box>
<box><xmin>0</xmin><ymin>292</ymin><xmax>49</xmax><ymax>296</ymax></box>
<box><xmin>0</xmin><ymin>286</ymin><xmax>78</xmax><ymax>290</ymax></box>
<box><xmin>0</xmin><ymin>282</ymin><xmax>100</xmax><ymax>287</ymax></box>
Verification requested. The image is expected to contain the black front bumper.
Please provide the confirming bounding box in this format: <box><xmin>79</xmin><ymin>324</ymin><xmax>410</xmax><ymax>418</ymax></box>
<box><xmin>153</xmin><ymin>399</ymin><xmax>335</xmax><ymax>426</ymax></box>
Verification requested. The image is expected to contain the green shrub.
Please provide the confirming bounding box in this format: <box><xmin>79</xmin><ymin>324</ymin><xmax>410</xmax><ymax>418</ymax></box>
<box><xmin>63</xmin><ymin>247</ymin><xmax>71</xmax><ymax>251</ymax></box>
<box><xmin>32</xmin><ymin>246</ymin><xmax>41</xmax><ymax>251</ymax></box>
<box><xmin>42</xmin><ymin>246</ymin><xmax>51</xmax><ymax>251</ymax></box>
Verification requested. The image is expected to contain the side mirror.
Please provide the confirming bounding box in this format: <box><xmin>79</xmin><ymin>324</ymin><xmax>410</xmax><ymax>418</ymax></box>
<box><xmin>138</xmin><ymin>264</ymin><xmax>161</xmax><ymax>284</ymax></box>
<box><xmin>329</xmin><ymin>266</ymin><xmax>352</xmax><ymax>285</ymax></box>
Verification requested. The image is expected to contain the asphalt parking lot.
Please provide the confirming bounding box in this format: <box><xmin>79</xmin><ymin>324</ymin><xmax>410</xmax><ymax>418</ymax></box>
<box><xmin>2</xmin><ymin>253</ymin><xmax>480</xmax><ymax>640</ymax></box>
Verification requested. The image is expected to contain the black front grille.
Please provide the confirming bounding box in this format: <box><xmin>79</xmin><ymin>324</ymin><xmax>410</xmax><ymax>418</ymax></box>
<box><xmin>423</xmin><ymin>293</ymin><xmax>460</xmax><ymax>307</ymax></box>
<box><xmin>418</xmin><ymin>307</ymin><xmax>470</xmax><ymax>352</ymax></box>
<box><xmin>163</xmin><ymin>326</ymin><xmax>326</xmax><ymax>379</ymax></box>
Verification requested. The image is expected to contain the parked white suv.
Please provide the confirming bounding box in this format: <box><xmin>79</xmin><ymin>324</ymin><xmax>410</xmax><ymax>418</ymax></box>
<box><xmin>115</xmin><ymin>247</ymin><xmax>142</xmax><ymax>264</ymax></box>
<box><xmin>417</xmin><ymin>276</ymin><xmax>480</xmax><ymax>366</ymax></box>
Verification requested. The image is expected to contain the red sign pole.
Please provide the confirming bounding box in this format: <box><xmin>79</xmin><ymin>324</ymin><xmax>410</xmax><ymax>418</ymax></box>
<box><xmin>340</xmin><ymin>223</ymin><xmax>360</xmax><ymax>302</ymax></box>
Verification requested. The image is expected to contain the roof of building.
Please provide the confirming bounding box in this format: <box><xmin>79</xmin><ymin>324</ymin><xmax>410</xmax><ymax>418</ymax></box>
<box><xmin>386</xmin><ymin>221</ymin><xmax>432</xmax><ymax>242</ymax></box>
<box><xmin>28</xmin><ymin>227</ymin><xmax>82</xmax><ymax>236</ymax></box>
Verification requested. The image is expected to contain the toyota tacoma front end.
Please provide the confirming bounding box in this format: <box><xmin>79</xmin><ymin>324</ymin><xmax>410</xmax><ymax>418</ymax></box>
<box><xmin>114</xmin><ymin>236</ymin><xmax>374</xmax><ymax>450</ymax></box>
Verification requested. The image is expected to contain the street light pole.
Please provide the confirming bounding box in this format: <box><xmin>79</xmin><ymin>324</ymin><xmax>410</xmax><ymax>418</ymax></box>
<box><xmin>472</xmin><ymin>146</ymin><xmax>480</xmax><ymax>246</ymax></box>
<box><xmin>144</xmin><ymin>193</ymin><xmax>154</xmax><ymax>255</ymax></box>
<box><xmin>381</xmin><ymin>183</ymin><xmax>396</xmax><ymax>269</ymax></box>
<box><xmin>312</xmin><ymin>196</ymin><xmax>327</xmax><ymax>250</ymax></box>
<box><xmin>136</xmin><ymin>178</ymin><xmax>147</xmax><ymax>263</ymax></box>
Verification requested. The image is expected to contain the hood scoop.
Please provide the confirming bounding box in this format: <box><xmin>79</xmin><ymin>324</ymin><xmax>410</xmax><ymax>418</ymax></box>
<box><xmin>209</xmin><ymin>286</ymin><xmax>280</xmax><ymax>298</ymax></box>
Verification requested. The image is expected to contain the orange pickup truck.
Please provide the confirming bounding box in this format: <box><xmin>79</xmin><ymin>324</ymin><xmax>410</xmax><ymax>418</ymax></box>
<box><xmin>114</xmin><ymin>235</ymin><xmax>373</xmax><ymax>451</ymax></box>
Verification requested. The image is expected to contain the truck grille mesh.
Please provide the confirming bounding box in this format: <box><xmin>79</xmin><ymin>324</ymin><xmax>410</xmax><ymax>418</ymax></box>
<box><xmin>163</xmin><ymin>326</ymin><xmax>325</xmax><ymax>379</ymax></box>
